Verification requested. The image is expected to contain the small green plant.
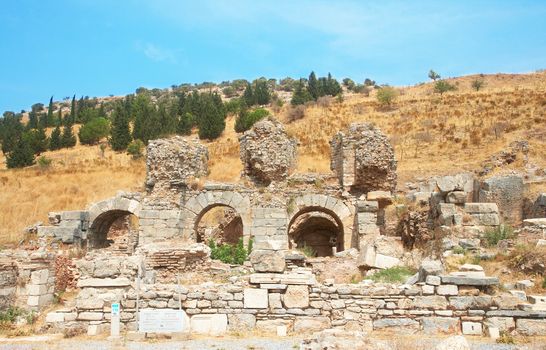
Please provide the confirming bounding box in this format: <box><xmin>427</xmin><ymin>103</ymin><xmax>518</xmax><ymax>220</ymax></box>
<box><xmin>127</xmin><ymin>139</ymin><xmax>145</xmax><ymax>159</ymax></box>
<box><xmin>286</xmin><ymin>196</ymin><xmax>297</xmax><ymax>214</ymax></box>
<box><xmin>434</xmin><ymin>80</ymin><xmax>457</xmax><ymax>94</ymax></box>
<box><xmin>496</xmin><ymin>331</ymin><xmax>515</xmax><ymax>344</ymax></box>
<box><xmin>0</xmin><ymin>306</ymin><xmax>26</xmax><ymax>327</ymax></box>
<box><xmin>37</xmin><ymin>155</ymin><xmax>52</xmax><ymax>169</ymax></box>
<box><xmin>484</xmin><ymin>224</ymin><xmax>514</xmax><ymax>247</ymax></box>
<box><xmin>299</xmin><ymin>245</ymin><xmax>316</xmax><ymax>258</ymax></box>
<box><xmin>208</xmin><ymin>237</ymin><xmax>251</xmax><ymax>265</ymax></box>
<box><xmin>376</xmin><ymin>86</ymin><xmax>398</xmax><ymax>107</ymax></box>
<box><xmin>350</xmin><ymin>274</ymin><xmax>361</xmax><ymax>284</ymax></box>
<box><xmin>369</xmin><ymin>266</ymin><xmax>416</xmax><ymax>283</ymax></box>
<box><xmin>471</xmin><ymin>78</ymin><xmax>485</xmax><ymax>91</ymax></box>
<box><xmin>452</xmin><ymin>246</ymin><xmax>466</xmax><ymax>255</ymax></box>
<box><xmin>542</xmin><ymin>276</ymin><xmax>546</xmax><ymax>289</ymax></box>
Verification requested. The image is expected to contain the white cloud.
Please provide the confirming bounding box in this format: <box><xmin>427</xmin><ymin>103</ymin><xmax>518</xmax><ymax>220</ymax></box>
<box><xmin>136</xmin><ymin>42</ymin><xmax>177</xmax><ymax>63</ymax></box>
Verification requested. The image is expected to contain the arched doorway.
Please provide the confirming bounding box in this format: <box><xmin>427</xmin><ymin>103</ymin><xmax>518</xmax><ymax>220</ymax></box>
<box><xmin>288</xmin><ymin>207</ymin><xmax>344</xmax><ymax>257</ymax></box>
<box><xmin>88</xmin><ymin>210</ymin><xmax>139</xmax><ymax>253</ymax></box>
<box><xmin>194</xmin><ymin>204</ymin><xmax>243</xmax><ymax>245</ymax></box>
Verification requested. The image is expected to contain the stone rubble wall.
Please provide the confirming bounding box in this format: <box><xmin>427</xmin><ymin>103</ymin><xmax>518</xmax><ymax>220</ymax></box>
<box><xmin>45</xmin><ymin>270</ymin><xmax>546</xmax><ymax>337</ymax></box>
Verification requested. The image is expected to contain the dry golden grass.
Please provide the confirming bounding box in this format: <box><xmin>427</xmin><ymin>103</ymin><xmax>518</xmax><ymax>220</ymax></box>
<box><xmin>1</xmin><ymin>71</ymin><xmax>545</xmax><ymax>245</ymax></box>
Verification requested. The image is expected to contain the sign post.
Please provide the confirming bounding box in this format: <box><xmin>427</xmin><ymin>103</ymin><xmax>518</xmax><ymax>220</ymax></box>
<box><xmin>110</xmin><ymin>302</ymin><xmax>120</xmax><ymax>338</ymax></box>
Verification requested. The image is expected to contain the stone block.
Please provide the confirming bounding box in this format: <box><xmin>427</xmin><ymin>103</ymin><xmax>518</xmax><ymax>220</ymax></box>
<box><xmin>190</xmin><ymin>314</ymin><xmax>228</xmax><ymax>335</ymax></box>
<box><xmin>516</xmin><ymin>319</ymin><xmax>546</xmax><ymax>336</ymax></box>
<box><xmin>249</xmin><ymin>250</ymin><xmax>285</xmax><ymax>273</ymax></box>
<box><xmin>293</xmin><ymin>316</ymin><xmax>331</xmax><ymax>333</ymax></box>
<box><xmin>30</xmin><ymin>269</ymin><xmax>49</xmax><ymax>285</ymax></box>
<box><xmin>372</xmin><ymin>318</ymin><xmax>419</xmax><ymax>334</ymax></box>
<box><xmin>256</xmin><ymin>319</ymin><xmax>293</xmax><ymax>334</ymax></box>
<box><xmin>446</xmin><ymin>191</ymin><xmax>466</xmax><ymax>204</ymax></box>
<box><xmin>283</xmin><ymin>285</ymin><xmax>309</xmax><ymax>309</ymax></box>
<box><xmin>440</xmin><ymin>275</ymin><xmax>498</xmax><ymax>286</ymax></box>
<box><xmin>413</xmin><ymin>296</ymin><xmax>448</xmax><ymax>309</ymax></box>
<box><xmin>486</xmin><ymin>326</ymin><xmax>500</xmax><ymax>340</ymax></box>
<box><xmin>268</xmin><ymin>293</ymin><xmax>282</xmax><ymax>309</ymax></box>
<box><xmin>418</xmin><ymin>260</ymin><xmax>444</xmax><ymax>282</ymax></box>
<box><xmin>464</xmin><ymin>203</ymin><xmax>498</xmax><ymax>214</ymax></box>
<box><xmin>45</xmin><ymin>312</ymin><xmax>65</xmax><ymax>323</ymax></box>
<box><xmin>227</xmin><ymin>314</ymin><xmax>256</xmax><ymax>331</ymax></box>
<box><xmin>356</xmin><ymin>200</ymin><xmax>378</xmax><ymax>213</ymax></box>
<box><xmin>28</xmin><ymin>284</ymin><xmax>48</xmax><ymax>296</ymax></box>
<box><xmin>422</xmin><ymin>317</ymin><xmax>460</xmax><ymax>335</ymax></box>
<box><xmin>243</xmin><ymin>288</ymin><xmax>268</xmax><ymax>309</ymax></box>
<box><xmin>437</xmin><ymin>285</ymin><xmax>458</xmax><ymax>296</ymax></box>
<box><xmin>77</xmin><ymin>277</ymin><xmax>131</xmax><ymax>288</ymax></box>
<box><xmin>435</xmin><ymin>336</ymin><xmax>470</xmax><ymax>350</ymax></box>
<box><xmin>462</xmin><ymin>321</ymin><xmax>482</xmax><ymax>335</ymax></box>
<box><xmin>78</xmin><ymin>312</ymin><xmax>104</xmax><ymax>321</ymax></box>
<box><xmin>485</xmin><ymin>317</ymin><xmax>515</xmax><ymax>332</ymax></box>
<box><xmin>426</xmin><ymin>275</ymin><xmax>441</xmax><ymax>286</ymax></box>
<box><xmin>77</xmin><ymin>297</ymin><xmax>105</xmax><ymax>310</ymax></box>
<box><xmin>366</xmin><ymin>191</ymin><xmax>392</xmax><ymax>204</ymax></box>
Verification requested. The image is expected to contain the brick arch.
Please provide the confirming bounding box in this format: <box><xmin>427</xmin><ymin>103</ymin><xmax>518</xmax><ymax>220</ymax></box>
<box><xmin>87</xmin><ymin>197</ymin><xmax>141</xmax><ymax>248</ymax></box>
<box><xmin>181</xmin><ymin>191</ymin><xmax>252</xmax><ymax>242</ymax></box>
<box><xmin>287</xmin><ymin>194</ymin><xmax>354</xmax><ymax>251</ymax></box>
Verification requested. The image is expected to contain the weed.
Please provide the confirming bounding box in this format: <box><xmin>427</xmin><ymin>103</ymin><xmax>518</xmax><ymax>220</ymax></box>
<box><xmin>484</xmin><ymin>224</ymin><xmax>514</xmax><ymax>247</ymax></box>
<box><xmin>496</xmin><ymin>331</ymin><xmax>515</xmax><ymax>344</ymax></box>
<box><xmin>452</xmin><ymin>246</ymin><xmax>466</xmax><ymax>255</ymax></box>
<box><xmin>37</xmin><ymin>156</ymin><xmax>52</xmax><ymax>170</ymax></box>
<box><xmin>299</xmin><ymin>245</ymin><xmax>316</xmax><ymax>258</ymax></box>
<box><xmin>369</xmin><ymin>266</ymin><xmax>416</xmax><ymax>283</ymax></box>
<box><xmin>286</xmin><ymin>196</ymin><xmax>297</xmax><ymax>214</ymax></box>
<box><xmin>208</xmin><ymin>237</ymin><xmax>251</xmax><ymax>265</ymax></box>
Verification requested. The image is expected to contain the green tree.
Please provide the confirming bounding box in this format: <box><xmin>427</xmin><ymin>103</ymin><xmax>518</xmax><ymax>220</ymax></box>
<box><xmin>61</xmin><ymin>124</ymin><xmax>77</xmax><ymax>148</ymax></box>
<box><xmin>127</xmin><ymin>139</ymin><xmax>145</xmax><ymax>159</ymax></box>
<box><xmin>376</xmin><ymin>86</ymin><xmax>398</xmax><ymax>107</ymax></box>
<box><xmin>234</xmin><ymin>108</ymin><xmax>269</xmax><ymax>133</ymax></box>
<box><xmin>1</xmin><ymin>112</ymin><xmax>23</xmax><ymax>154</ymax></box>
<box><xmin>22</xmin><ymin>127</ymin><xmax>48</xmax><ymax>154</ymax></box>
<box><xmin>45</xmin><ymin>96</ymin><xmax>54</xmax><ymax>127</ymax></box>
<box><xmin>132</xmin><ymin>93</ymin><xmax>159</xmax><ymax>144</ymax></box>
<box><xmin>428</xmin><ymin>69</ymin><xmax>440</xmax><ymax>81</ymax></box>
<box><xmin>177</xmin><ymin>112</ymin><xmax>195</xmax><ymax>135</ymax></box>
<box><xmin>197</xmin><ymin>93</ymin><xmax>225</xmax><ymax>140</ymax></box>
<box><xmin>6</xmin><ymin>138</ymin><xmax>35</xmax><ymax>168</ymax></box>
<box><xmin>78</xmin><ymin>117</ymin><xmax>110</xmax><ymax>145</ymax></box>
<box><xmin>291</xmin><ymin>79</ymin><xmax>313</xmax><ymax>106</ymax></box>
<box><xmin>308</xmin><ymin>71</ymin><xmax>319</xmax><ymax>99</ymax></box>
<box><xmin>110</xmin><ymin>102</ymin><xmax>132</xmax><ymax>151</ymax></box>
<box><xmin>243</xmin><ymin>82</ymin><xmax>254</xmax><ymax>106</ymax></box>
<box><xmin>434</xmin><ymin>80</ymin><xmax>457</xmax><ymax>95</ymax></box>
<box><xmin>471</xmin><ymin>79</ymin><xmax>485</xmax><ymax>91</ymax></box>
<box><xmin>49</xmin><ymin>125</ymin><xmax>62</xmax><ymax>150</ymax></box>
<box><xmin>343</xmin><ymin>78</ymin><xmax>356</xmax><ymax>90</ymax></box>
<box><xmin>253</xmin><ymin>79</ymin><xmax>271</xmax><ymax>105</ymax></box>
<box><xmin>68</xmin><ymin>95</ymin><xmax>76</xmax><ymax>125</ymax></box>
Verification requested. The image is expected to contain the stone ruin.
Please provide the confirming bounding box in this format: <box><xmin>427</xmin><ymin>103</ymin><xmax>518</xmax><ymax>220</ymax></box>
<box><xmin>239</xmin><ymin>117</ymin><xmax>297</xmax><ymax>185</ymax></box>
<box><xmin>1</xmin><ymin>119</ymin><xmax>545</xmax><ymax>340</ymax></box>
<box><xmin>330</xmin><ymin>123</ymin><xmax>397</xmax><ymax>193</ymax></box>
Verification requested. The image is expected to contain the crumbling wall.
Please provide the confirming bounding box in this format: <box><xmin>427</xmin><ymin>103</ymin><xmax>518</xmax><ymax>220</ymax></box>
<box><xmin>476</xmin><ymin>174</ymin><xmax>526</xmax><ymax>225</ymax></box>
<box><xmin>239</xmin><ymin>118</ymin><xmax>297</xmax><ymax>185</ymax></box>
<box><xmin>145</xmin><ymin>136</ymin><xmax>208</xmax><ymax>192</ymax></box>
<box><xmin>330</xmin><ymin>123</ymin><xmax>397</xmax><ymax>193</ymax></box>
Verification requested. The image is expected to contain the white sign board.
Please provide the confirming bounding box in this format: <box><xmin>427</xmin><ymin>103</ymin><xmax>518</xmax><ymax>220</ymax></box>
<box><xmin>138</xmin><ymin>309</ymin><xmax>186</xmax><ymax>333</ymax></box>
<box><xmin>111</xmin><ymin>303</ymin><xmax>120</xmax><ymax>316</ymax></box>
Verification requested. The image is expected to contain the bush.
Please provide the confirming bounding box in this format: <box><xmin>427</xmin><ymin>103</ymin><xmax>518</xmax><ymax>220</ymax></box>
<box><xmin>376</xmin><ymin>86</ymin><xmax>398</xmax><ymax>107</ymax></box>
<box><xmin>234</xmin><ymin>108</ymin><xmax>269</xmax><ymax>133</ymax></box>
<box><xmin>78</xmin><ymin>117</ymin><xmax>110</xmax><ymax>145</ymax></box>
<box><xmin>484</xmin><ymin>224</ymin><xmax>514</xmax><ymax>247</ymax></box>
<box><xmin>434</xmin><ymin>80</ymin><xmax>457</xmax><ymax>94</ymax></box>
<box><xmin>37</xmin><ymin>155</ymin><xmax>52</xmax><ymax>169</ymax></box>
<box><xmin>208</xmin><ymin>237</ymin><xmax>251</xmax><ymax>265</ymax></box>
<box><xmin>127</xmin><ymin>139</ymin><xmax>145</xmax><ymax>159</ymax></box>
<box><xmin>286</xmin><ymin>105</ymin><xmax>306</xmax><ymax>123</ymax></box>
<box><xmin>369</xmin><ymin>266</ymin><xmax>415</xmax><ymax>283</ymax></box>
<box><xmin>471</xmin><ymin>79</ymin><xmax>485</xmax><ymax>91</ymax></box>
<box><xmin>509</xmin><ymin>245</ymin><xmax>546</xmax><ymax>275</ymax></box>
<box><xmin>6</xmin><ymin>138</ymin><xmax>35</xmax><ymax>168</ymax></box>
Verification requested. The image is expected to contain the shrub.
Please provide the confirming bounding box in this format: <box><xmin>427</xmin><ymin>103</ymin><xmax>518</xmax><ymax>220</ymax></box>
<box><xmin>369</xmin><ymin>266</ymin><xmax>415</xmax><ymax>283</ymax></box>
<box><xmin>127</xmin><ymin>139</ymin><xmax>145</xmax><ymax>159</ymax></box>
<box><xmin>286</xmin><ymin>105</ymin><xmax>305</xmax><ymax>123</ymax></box>
<box><xmin>299</xmin><ymin>245</ymin><xmax>316</xmax><ymax>258</ymax></box>
<box><xmin>37</xmin><ymin>155</ymin><xmax>52</xmax><ymax>169</ymax></box>
<box><xmin>509</xmin><ymin>245</ymin><xmax>546</xmax><ymax>275</ymax></box>
<box><xmin>78</xmin><ymin>117</ymin><xmax>110</xmax><ymax>145</ymax></box>
<box><xmin>234</xmin><ymin>108</ymin><xmax>269</xmax><ymax>133</ymax></box>
<box><xmin>484</xmin><ymin>224</ymin><xmax>514</xmax><ymax>247</ymax></box>
<box><xmin>471</xmin><ymin>79</ymin><xmax>486</xmax><ymax>91</ymax></box>
<box><xmin>376</xmin><ymin>86</ymin><xmax>398</xmax><ymax>107</ymax></box>
<box><xmin>208</xmin><ymin>237</ymin><xmax>251</xmax><ymax>265</ymax></box>
<box><xmin>434</xmin><ymin>80</ymin><xmax>457</xmax><ymax>94</ymax></box>
<box><xmin>6</xmin><ymin>138</ymin><xmax>35</xmax><ymax>168</ymax></box>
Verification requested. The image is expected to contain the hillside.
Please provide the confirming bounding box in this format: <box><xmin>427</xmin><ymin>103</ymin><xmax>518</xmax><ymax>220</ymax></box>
<box><xmin>1</xmin><ymin>72</ymin><xmax>545</xmax><ymax>245</ymax></box>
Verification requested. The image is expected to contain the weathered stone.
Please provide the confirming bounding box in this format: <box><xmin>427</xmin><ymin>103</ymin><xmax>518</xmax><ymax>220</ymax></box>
<box><xmin>45</xmin><ymin>312</ymin><xmax>65</xmax><ymax>323</ymax></box>
<box><xmin>434</xmin><ymin>336</ymin><xmax>470</xmax><ymax>350</ymax></box>
<box><xmin>146</xmin><ymin>136</ymin><xmax>208</xmax><ymax>190</ymax></box>
<box><xmin>227</xmin><ymin>314</ymin><xmax>256</xmax><ymax>331</ymax></box>
<box><xmin>485</xmin><ymin>317</ymin><xmax>515</xmax><ymax>332</ymax></box>
<box><xmin>477</xmin><ymin>175</ymin><xmax>525</xmax><ymax>225</ymax></box>
<box><xmin>93</xmin><ymin>259</ymin><xmax>121</xmax><ymax>278</ymax></box>
<box><xmin>372</xmin><ymin>318</ymin><xmax>419</xmax><ymax>333</ymax></box>
<box><xmin>426</xmin><ymin>275</ymin><xmax>441</xmax><ymax>286</ymax></box>
<box><xmin>440</xmin><ymin>275</ymin><xmax>498</xmax><ymax>286</ymax></box>
<box><xmin>462</xmin><ymin>321</ymin><xmax>482</xmax><ymax>335</ymax></box>
<box><xmin>437</xmin><ymin>285</ymin><xmax>458</xmax><ymax>296</ymax></box>
<box><xmin>77</xmin><ymin>312</ymin><xmax>104</xmax><ymax>321</ymax></box>
<box><xmin>418</xmin><ymin>259</ymin><xmax>444</xmax><ymax>282</ymax></box>
<box><xmin>190</xmin><ymin>314</ymin><xmax>227</xmax><ymax>335</ymax></box>
<box><xmin>422</xmin><ymin>317</ymin><xmax>460</xmax><ymax>335</ymax></box>
<box><xmin>413</xmin><ymin>296</ymin><xmax>448</xmax><ymax>309</ymax></box>
<box><xmin>283</xmin><ymin>285</ymin><xmax>309</xmax><ymax>309</ymax></box>
<box><xmin>249</xmin><ymin>250</ymin><xmax>285</xmax><ymax>273</ymax></box>
<box><xmin>243</xmin><ymin>288</ymin><xmax>268</xmax><ymax>309</ymax></box>
<box><xmin>446</xmin><ymin>191</ymin><xmax>467</xmax><ymax>204</ymax></box>
<box><xmin>330</xmin><ymin>123</ymin><xmax>397</xmax><ymax>192</ymax></box>
<box><xmin>516</xmin><ymin>319</ymin><xmax>546</xmax><ymax>336</ymax></box>
<box><xmin>77</xmin><ymin>278</ymin><xmax>131</xmax><ymax>288</ymax></box>
<box><xmin>239</xmin><ymin>118</ymin><xmax>297</xmax><ymax>184</ymax></box>
<box><xmin>293</xmin><ymin>316</ymin><xmax>331</xmax><ymax>333</ymax></box>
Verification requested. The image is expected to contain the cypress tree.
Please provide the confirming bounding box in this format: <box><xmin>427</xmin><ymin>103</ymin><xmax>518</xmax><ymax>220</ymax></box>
<box><xmin>56</xmin><ymin>107</ymin><xmax>62</xmax><ymax>126</ymax></box>
<box><xmin>243</xmin><ymin>83</ymin><xmax>254</xmax><ymax>106</ymax></box>
<box><xmin>6</xmin><ymin>138</ymin><xmax>35</xmax><ymax>168</ymax></box>
<box><xmin>50</xmin><ymin>125</ymin><xmax>62</xmax><ymax>150</ymax></box>
<box><xmin>291</xmin><ymin>79</ymin><xmax>313</xmax><ymax>106</ymax></box>
<box><xmin>61</xmin><ymin>124</ymin><xmax>77</xmax><ymax>148</ymax></box>
<box><xmin>68</xmin><ymin>95</ymin><xmax>76</xmax><ymax>125</ymax></box>
<box><xmin>110</xmin><ymin>103</ymin><xmax>132</xmax><ymax>151</ymax></box>
<box><xmin>46</xmin><ymin>96</ymin><xmax>54</xmax><ymax>127</ymax></box>
<box><xmin>198</xmin><ymin>94</ymin><xmax>225</xmax><ymax>140</ymax></box>
<box><xmin>1</xmin><ymin>112</ymin><xmax>24</xmax><ymax>154</ymax></box>
<box><xmin>308</xmin><ymin>71</ymin><xmax>319</xmax><ymax>100</ymax></box>
<box><xmin>253</xmin><ymin>80</ymin><xmax>271</xmax><ymax>105</ymax></box>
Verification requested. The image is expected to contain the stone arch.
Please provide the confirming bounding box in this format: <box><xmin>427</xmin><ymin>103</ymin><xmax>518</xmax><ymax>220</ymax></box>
<box><xmin>87</xmin><ymin>197</ymin><xmax>141</xmax><ymax>249</ymax></box>
<box><xmin>181</xmin><ymin>191</ymin><xmax>251</xmax><ymax>243</ymax></box>
<box><xmin>287</xmin><ymin>194</ymin><xmax>354</xmax><ymax>251</ymax></box>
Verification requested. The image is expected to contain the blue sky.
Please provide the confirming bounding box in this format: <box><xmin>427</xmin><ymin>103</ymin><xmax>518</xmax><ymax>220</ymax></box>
<box><xmin>1</xmin><ymin>0</ymin><xmax>545</xmax><ymax>112</ymax></box>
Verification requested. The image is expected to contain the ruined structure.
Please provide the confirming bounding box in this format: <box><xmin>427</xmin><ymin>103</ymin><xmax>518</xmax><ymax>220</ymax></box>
<box><xmin>2</xmin><ymin>120</ymin><xmax>545</xmax><ymax>339</ymax></box>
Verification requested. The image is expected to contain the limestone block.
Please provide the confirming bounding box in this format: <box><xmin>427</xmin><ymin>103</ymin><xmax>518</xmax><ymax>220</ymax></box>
<box><xmin>426</xmin><ymin>276</ymin><xmax>441</xmax><ymax>286</ymax></box>
<box><xmin>293</xmin><ymin>316</ymin><xmax>331</xmax><ymax>333</ymax></box>
<box><xmin>464</xmin><ymin>203</ymin><xmax>499</xmax><ymax>214</ymax></box>
<box><xmin>440</xmin><ymin>275</ymin><xmax>498</xmax><ymax>286</ymax></box>
<box><xmin>228</xmin><ymin>314</ymin><xmax>256</xmax><ymax>331</ymax></box>
<box><xmin>462</xmin><ymin>321</ymin><xmax>482</xmax><ymax>335</ymax></box>
<box><xmin>190</xmin><ymin>314</ymin><xmax>228</xmax><ymax>335</ymax></box>
<box><xmin>412</xmin><ymin>296</ymin><xmax>448</xmax><ymax>310</ymax></box>
<box><xmin>437</xmin><ymin>285</ymin><xmax>458</xmax><ymax>296</ymax></box>
<box><xmin>516</xmin><ymin>319</ymin><xmax>546</xmax><ymax>336</ymax></box>
<box><xmin>27</xmin><ymin>284</ymin><xmax>48</xmax><ymax>296</ymax></box>
<box><xmin>366</xmin><ymin>191</ymin><xmax>392</xmax><ymax>204</ymax></box>
<box><xmin>77</xmin><ymin>277</ymin><xmax>131</xmax><ymax>288</ymax></box>
<box><xmin>356</xmin><ymin>200</ymin><xmax>378</xmax><ymax>213</ymax></box>
<box><xmin>434</xmin><ymin>336</ymin><xmax>470</xmax><ymax>350</ymax></box>
<box><xmin>256</xmin><ymin>319</ymin><xmax>293</xmax><ymax>334</ymax></box>
<box><xmin>268</xmin><ymin>293</ymin><xmax>283</xmax><ymax>309</ymax></box>
<box><xmin>418</xmin><ymin>259</ymin><xmax>444</xmax><ymax>282</ymax></box>
<box><xmin>486</xmin><ymin>326</ymin><xmax>500</xmax><ymax>340</ymax></box>
<box><xmin>93</xmin><ymin>259</ymin><xmax>121</xmax><ymax>278</ymax></box>
<box><xmin>76</xmin><ymin>297</ymin><xmax>105</xmax><ymax>310</ymax></box>
<box><xmin>446</xmin><ymin>191</ymin><xmax>466</xmax><ymax>204</ymax></box>
<box><xmin>422</xmin><ymin>317</ymin><xmax>460</xmax><ymax>335</ymax></box>
<box><xmin>30</xmin><ymin>269</ymin><xmax>49</xmax><ymax>285</ymax></box>
<box><xmin>45</xmin><ymin>312</ymin><xmax>65</xmax><ymax>323</ymax></box>
<box><xmin>437</xmin><ymin>176</ymin><xmax>457</xmax><ymax>193</ymax></box>
<box><xmin>77</xmin><ymin>312</ymin><xmax>104</xmax><ymax>321</ymax></box>
<box><xmin>249</xmin><ymin>250</ymin><xmax>285</xmax><ymax>273</ymax></box>
<box><xmin>283</xmin><ymin>285</ymin><xmax>309</xmax><ymax>309</ymax></box>
<box><xmin>485</xmin><ymin>317</ymin><xmax>515</xmax><ymax>332</ymax></box>
<box><xmin>372</xmin><ymin>318</ymin><xmax>419</xmax><ymax>334</ymax></box>
<box><xmin>243</xmin><ymin>288</ymin><xmax>268</xmax><ymax>309</ymax></box>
